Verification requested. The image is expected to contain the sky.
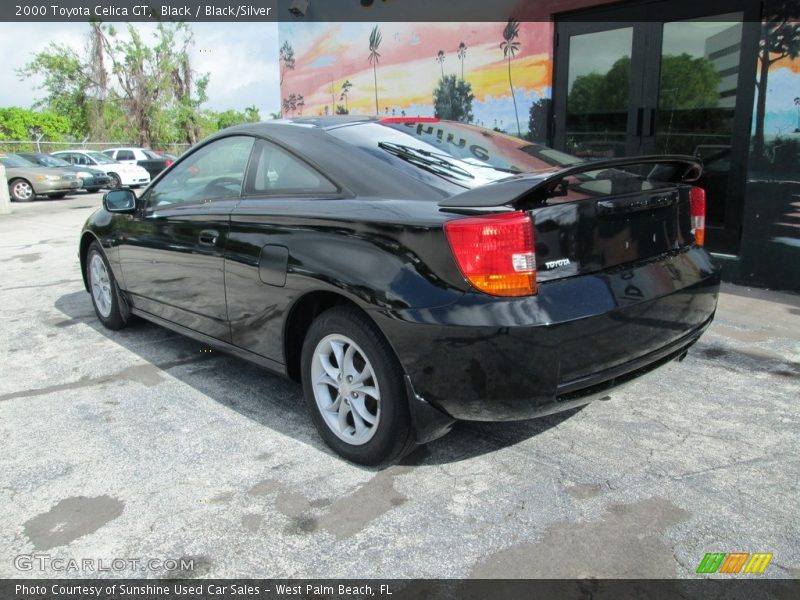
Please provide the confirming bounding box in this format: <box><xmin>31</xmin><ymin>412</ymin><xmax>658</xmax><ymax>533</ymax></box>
<box><xmin>0</xmin><ymin>21</ymin><xmax>281</xmax><ymax>120</ymax></box>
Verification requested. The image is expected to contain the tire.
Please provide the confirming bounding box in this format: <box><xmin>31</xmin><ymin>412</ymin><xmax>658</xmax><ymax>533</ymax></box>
<box><xmin>86</xmin><ymin>242</ymin><xmax>128</xmax><ymax>330</ymax></box>
<box><xmin>301</xmin><ymin>305</ymin><xmax>414</xmax><ymax>466</ymax></box>
<box><xmin>48</xmin><ymin>193</ymin><xmax>67</xmax><ymax>199</ymax></box>
<box><xmin>107</xmin><ymin>173</ymin><xmax>121</xmax><ymax>189</ymax></box>
<box><xmin>9</xmin><ymin>179</ymin><xmax>35</xmax><ymax>202</ymax></box>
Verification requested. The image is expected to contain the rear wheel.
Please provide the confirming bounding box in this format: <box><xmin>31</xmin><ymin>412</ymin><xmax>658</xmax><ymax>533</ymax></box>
<box><xmin>301</xmin><ymin>306</ymin><xmax>413</xmax><ymax>466</ymax></box>
<box><xmin>107</xmin><ymin>173</ymin><xmax>121</xmax><ymax>189</ymax></box>
<box><xmin>86</xmin><ymin>242</ymin><xmax>128</xmax><ymax>330</ymax></box>
<box><xmin>9</xmin><ymin>179</ymin><xmax>35</xmax><ymax>202</ymax></box>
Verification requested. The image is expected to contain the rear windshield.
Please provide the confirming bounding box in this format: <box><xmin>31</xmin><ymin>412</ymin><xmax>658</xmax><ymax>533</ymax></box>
<box><xmin>327</xmin><ymin>121</ymin><xmax>578</xmax><ymax>192</ymax></box>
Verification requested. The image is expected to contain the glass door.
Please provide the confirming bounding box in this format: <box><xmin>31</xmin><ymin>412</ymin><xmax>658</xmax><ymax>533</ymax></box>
<box><xmin>553</xmin><ymin>1</ymin><xmax>760</xmax><ymax>254</ymax></box>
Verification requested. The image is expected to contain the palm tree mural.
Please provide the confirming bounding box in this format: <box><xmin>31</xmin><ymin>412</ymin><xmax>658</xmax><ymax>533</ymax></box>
<box><xmin>368</xmin><ymin>25</ymin><xmax>382</xmax><ymax>116</ymax></box>
<box><xmin>500</xmin><ymin>18</ymin><xmax>522</xmax><ymax>137</ymax></box>
<box><xmin>279</xmin><ymin>41</ymin><xmax>295</xmax><ymax>86</ymax></box>
<box><xmin>436</xmin><ymin>50</ymin><xmax>445</xmax><ymax>79</ymax></box>
<box><xmin>340</xmin><ymin>80</ymin><xmax>353</xmax><ymax>114</ymax></box>
<box><xmin>297</xmin><ymin>94</ymin><xmax>305</xmax><ymax>116</ymax></box>
<box><xmin>457</xmin><ymin>42</ymin><xmax>467</xmax><ymax>80</ymax></box>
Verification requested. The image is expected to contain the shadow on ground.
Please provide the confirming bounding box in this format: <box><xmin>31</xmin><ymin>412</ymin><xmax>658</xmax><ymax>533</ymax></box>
<box><xmin>54</xmin><ymin>290</ymin><xmax>581</xmax><ymax>468</ymax></box>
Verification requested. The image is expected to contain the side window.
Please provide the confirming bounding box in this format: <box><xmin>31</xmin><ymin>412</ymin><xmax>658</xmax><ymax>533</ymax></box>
<box><xmin>74</xmin><ymin>154</ymin><xmax>89</xmax><ymax>166</ymax></box>
<box><xmin>247</xmin><ymin>140</ymin><xmax>337</xmax><ymax>195</ymax></box>
<box><xmin>118</xmin><ymin>150</ymin><xmax>135</xmax><ymax>161</ymax></box>
<box><xmin>147</xmin><ymin>136</ymin><xmax>255</xmax><ymax>209</ymax></box>
<box><xmin>102</xmin><ymin>150</ymin><xmax>114</xmax><ymax>158</ymax></box>
<box><xmin>61</xmin><ymin>153</ymin><xmax>76</xmax><ymax>164</ymax></box>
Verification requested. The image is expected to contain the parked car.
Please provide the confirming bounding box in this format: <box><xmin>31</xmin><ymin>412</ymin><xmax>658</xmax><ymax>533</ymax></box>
<box><xmin>51</xmin><ymin>150</ymin><xmax>150</xmax><ymax>189</ymax></box>
<box><xmin>79</xmin><ymin>117</ymin><xmax>720</xmax><ymax>465</ymax></box>
<box><xmin>17</xmin><ymin>152</ymin><xmax>111</xmax><ymax>192</ymax></box>
<box><xmin>102</xmin><ymin>147</ymin><xmax>172</xmax><ymax>179</ymax></box>
<box><xmin>1</xmin><ymin>152</ymin><xmax>80</xmax><ymax>201</ymax></box>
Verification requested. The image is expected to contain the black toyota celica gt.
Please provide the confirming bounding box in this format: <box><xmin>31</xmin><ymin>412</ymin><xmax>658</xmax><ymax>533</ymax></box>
<box><xmin>79</xmin><ymin>116</ymin><xmax>719</xmax><ymax>465</ymax></box>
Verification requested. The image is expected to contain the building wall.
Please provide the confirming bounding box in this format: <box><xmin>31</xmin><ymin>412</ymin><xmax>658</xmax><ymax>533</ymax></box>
<box><xmin>278</xmin><ymin>21</ymin><xmax>554</xmax><ymax>138</ymax></box>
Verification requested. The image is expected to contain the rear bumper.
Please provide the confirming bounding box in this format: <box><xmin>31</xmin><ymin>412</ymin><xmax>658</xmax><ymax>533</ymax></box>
<box><xmin>374</xmin><ymin>247</ymin><xmax>720</xmax><ymax>421</ymax></box>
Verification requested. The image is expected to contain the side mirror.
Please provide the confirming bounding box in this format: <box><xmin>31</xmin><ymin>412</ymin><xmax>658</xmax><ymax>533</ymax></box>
<box><xmin>103</xmin><ymin>189</ymin><xmax>136</xmax><ymax>213</ymax></box>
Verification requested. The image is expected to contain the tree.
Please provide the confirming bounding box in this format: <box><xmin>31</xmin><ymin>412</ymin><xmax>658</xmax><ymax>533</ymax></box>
<box><xmin>753</xmin><ymin>3</ymin><xmax>800</xmax><ymax>161</ymax></box>
<box><xmin>457</xmin><ymin>41</ymin><xmax>467</xmax><ymax>80</ymax></box>
<box><xmin>216</xmin><ymin>109</ymin><xmax>249</xmax><ymax>130</ymax></box>
<box><xmin>527</xmin><ymin>97</ymin><xmax>551</xmax><ymax>143</ymax></box>
<box><xmin>340</xmin><ymin>80</ymin><xmax>353</xmax><ymax>114</ymax></box>
<box><xmin>433</xmin><ymin>75</ymin><xmax>474</xmax><ymax>123</ymax></box>
<box><xmin>279</xmin><ymin>41</ymin><xmax>295</xmax><ymax>86</ymax></box>
<box><xmin>19</xmin><ymin>21</ymin><xmax>208</xmax><ymax>147</ymax></box>
<box><xmin>436</xmin><ymin>50</ymin><xmax>445</xmax><ymax>79</ymax></box>
<box><xmin>368</xmin><ymin>25</ymin><xmax>382</xmax><ymax>115</ymax></box>
<box><xmin>335</xmin><ymin>104</ymin><xmax>348</xmax><ymax>115</ymax></box>
<box><xmin>244</xmin><ymin>105</ymin><xmax>261</xmax><ymax>122</ymax></box>
<box><xmin>500</xmin><ymin>18</ymin><xmax>522</xmax><ymax>137</ymax></box>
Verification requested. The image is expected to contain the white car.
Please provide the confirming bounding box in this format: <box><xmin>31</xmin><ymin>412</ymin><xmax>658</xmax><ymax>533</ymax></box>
<box><xmin>51</xmin><ymin>150</ymin><xmax>151</xmax><ymax>189</ymax></box>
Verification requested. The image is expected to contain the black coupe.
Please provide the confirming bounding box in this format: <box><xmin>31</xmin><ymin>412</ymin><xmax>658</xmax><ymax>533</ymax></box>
<box><xmin>79</xmin><ymin>117</ymin><xmax>720</xmax><ymax>465</ymax></box>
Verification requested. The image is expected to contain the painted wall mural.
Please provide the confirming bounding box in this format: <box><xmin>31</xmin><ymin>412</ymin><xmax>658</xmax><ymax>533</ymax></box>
<box><xmin>278</xmin><ymin>21</ymin><xmax>553</xmax><ymax>139</ymax></box>
<box><xmin>742</xmin><ymin>4</ymin><xmax>800</xmax><ymax>291</ymax></box>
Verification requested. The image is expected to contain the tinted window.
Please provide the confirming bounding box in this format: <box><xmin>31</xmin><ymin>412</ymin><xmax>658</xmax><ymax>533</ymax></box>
<box><xmin>117</xmin><ymin>150</ymin><xmax>135</xmax><ymax>161</ymax></box>
<box><xmin>72</xmin><ymin>154</ymin><xmax>92</xmax><ymax>166</ymax></box>
<box><xmin>147</xmin><ymin>136</ymin><xmax>255</xmax><ymax>208</ymax></box>
<box><xmin>247</xmin><ymin>140</ymin><xmax>337</xmax><ymax>195</ymax></box>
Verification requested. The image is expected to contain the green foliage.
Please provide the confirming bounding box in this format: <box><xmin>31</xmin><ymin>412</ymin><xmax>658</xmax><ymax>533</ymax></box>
<box><xmin>0</xmin><ymin>107</ymin><xmax>71</xmax><ymax>141</ymax></box>
<box><xmin>433</xmin><ymin>75</ymin><xmax>474</xmax><ymax>123</ymax></box>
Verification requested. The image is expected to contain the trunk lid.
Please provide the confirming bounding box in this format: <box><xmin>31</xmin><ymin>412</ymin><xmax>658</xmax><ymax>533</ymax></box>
<box><xmin>438</xmin><ymin>155</ymin><xmax>702</xmax><ymax>281</ymax></box>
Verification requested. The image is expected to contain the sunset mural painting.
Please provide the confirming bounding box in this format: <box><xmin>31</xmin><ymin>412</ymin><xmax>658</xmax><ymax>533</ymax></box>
<box><xmin>278</xmin><ymin>21</ymin><xmax>553</xmax><ymax>138</ymax></box>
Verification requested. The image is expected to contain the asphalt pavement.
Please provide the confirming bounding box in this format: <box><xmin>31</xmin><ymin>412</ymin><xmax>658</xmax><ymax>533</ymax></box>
<box><xmin>1</xmin><ymin>193</ymin><xmax>798</xmax><ymax>579</ymax></box>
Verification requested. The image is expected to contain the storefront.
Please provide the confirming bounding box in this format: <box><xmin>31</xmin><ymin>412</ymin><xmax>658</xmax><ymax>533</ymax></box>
<box><xmin>279</xmin><ymin>0</ymin><xmax>800</xmax><ymax>290</ymax></box>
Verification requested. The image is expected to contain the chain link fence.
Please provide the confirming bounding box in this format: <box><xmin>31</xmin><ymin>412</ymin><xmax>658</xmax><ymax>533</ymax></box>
<box><xmin>0</xmin><ymin>140</ymin><xmax>192</xmax><ymax>156</ymax></box>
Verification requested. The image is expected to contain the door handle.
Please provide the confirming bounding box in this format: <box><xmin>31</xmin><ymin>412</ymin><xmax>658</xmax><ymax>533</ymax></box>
<box><xmin>198</xmin><ymin>229</ymin><xmax>220</xmax><ymax>246</ymax></box>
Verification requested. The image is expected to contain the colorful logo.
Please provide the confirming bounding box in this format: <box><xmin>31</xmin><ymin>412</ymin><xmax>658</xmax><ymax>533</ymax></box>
<box><xmin>696</xmin><ymin>552</ymin><xmax>773</xmax><ymax>574</ymax></box>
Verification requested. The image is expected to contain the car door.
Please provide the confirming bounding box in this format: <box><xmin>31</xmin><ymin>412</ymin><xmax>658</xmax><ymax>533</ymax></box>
<box><xmin>226</xmin><ymin>137</ymin><xmax>342</xmax><ymax>362</ymax></box>
<box><xmin>116</xmin><ymin>135</ymin><xmax>256</xmax><ymax>341</ymax></box>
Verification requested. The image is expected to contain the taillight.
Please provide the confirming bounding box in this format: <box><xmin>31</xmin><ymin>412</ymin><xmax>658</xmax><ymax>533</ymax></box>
<box><xmin>165</xmin><ymin>159</ymin><xmax>173</xmax><ymax>167</ymax></box>
<box><xmin>689</xmin><ymin>186</ymin><xmax>706</xmax><ymax>247</ymax></box>
<box><xmin>444</xmin><ymin>211</ymin><xmax>537</xmax><ymax>297</ymax></box>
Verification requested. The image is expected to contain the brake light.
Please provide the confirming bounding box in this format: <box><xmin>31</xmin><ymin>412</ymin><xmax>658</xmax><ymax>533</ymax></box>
<box><xmin>165</xmin><ymin>159</ymin><xmax>173</xmax><ymax>167</ymax></box>
<box><xmin>689</xmin><ymin>186</ymin><xmax>706</xmax><ymax>247</ymax></box>
<box><xmin>379</xmin><ymin>117</ymin><xmax>440</xmax><ymax>124</ymax></box>
<box><xmin>444</xmin><ymin>211</ymin><xmax>537</xmax><ymax>297</ymax></box>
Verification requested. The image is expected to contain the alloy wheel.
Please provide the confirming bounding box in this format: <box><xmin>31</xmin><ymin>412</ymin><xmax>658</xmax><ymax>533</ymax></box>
<box><xmin>89</xmin><ymin>253</ymin><xmax>113</xmax><ymax>318</ymax></box>
<box><xmin>310</xmin><ymin>334</ymin><xmax>381</xmax><ymax>445</ymax></box>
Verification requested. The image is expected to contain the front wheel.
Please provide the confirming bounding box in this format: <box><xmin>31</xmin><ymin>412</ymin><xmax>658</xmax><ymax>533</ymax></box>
<box><xmin>9</xmin><ymin>179</ymin><xmax>35</xmax><ymax>202</ymax></box>
<box><xmin>301</xmin><ymin>306</ymin><xmax>413</xmax><ymax>466</ymax></box>
<box><xmin>86</xmin><ymin>242</ymin><xmax>128</xmax><ymax>330</ymax></box>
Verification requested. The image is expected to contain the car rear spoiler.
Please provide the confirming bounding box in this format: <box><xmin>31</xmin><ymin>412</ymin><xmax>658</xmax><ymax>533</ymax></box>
<box><xmin>438</xmin><ymin>154</ymin><xmax>703</xmax><ymax>211</ymax></box>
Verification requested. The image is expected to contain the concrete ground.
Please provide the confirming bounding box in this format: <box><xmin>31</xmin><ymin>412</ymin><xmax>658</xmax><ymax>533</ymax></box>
<box><xmin>0</xmin><ymin>193</ymin><xmax>798</xmax><ymax>579</ymax></box>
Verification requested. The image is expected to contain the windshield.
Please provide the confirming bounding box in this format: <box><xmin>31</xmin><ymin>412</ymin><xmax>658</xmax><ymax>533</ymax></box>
<box><xmin>328</xmin><ymin>120</ymin><xmax>579</xmax><ymax>191</ymax></box>
<box><xmin>0</xmin><ymin>153</ymin><xmax>37</xmax><ymax>168</ymax></box>
<box><xmin>86</xmin><ymin>151</ymin><xmax>118</xmax><ymax>164</ymax></box>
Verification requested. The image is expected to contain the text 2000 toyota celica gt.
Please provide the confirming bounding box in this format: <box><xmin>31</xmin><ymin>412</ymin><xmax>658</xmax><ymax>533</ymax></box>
<box><xmin>79</xmin><ymin>117</ymin><xmax>719</xmax><ymax>465</ymax></box>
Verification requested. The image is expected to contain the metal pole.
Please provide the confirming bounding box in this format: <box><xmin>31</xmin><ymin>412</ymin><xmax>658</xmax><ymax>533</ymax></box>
<box><xmin>0</xmin><ymin>163</ymin><xmax>11</xmax><ymax>214</ymax></box>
